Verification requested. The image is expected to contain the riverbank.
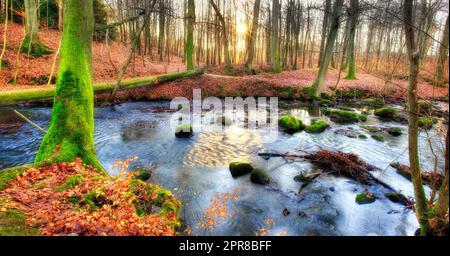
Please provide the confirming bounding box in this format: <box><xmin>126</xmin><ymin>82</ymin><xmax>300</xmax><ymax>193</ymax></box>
<box><xmin>0</xmin><ymin>160</ymin><xmax>181</xmax><ymax>236</ymax></box>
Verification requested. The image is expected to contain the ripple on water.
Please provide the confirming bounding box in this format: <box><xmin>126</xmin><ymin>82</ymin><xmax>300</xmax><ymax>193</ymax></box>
<box><xmin>0</xmin><ymin>102</ymin><xmax>445</xmax><ymax>236</ymax></box>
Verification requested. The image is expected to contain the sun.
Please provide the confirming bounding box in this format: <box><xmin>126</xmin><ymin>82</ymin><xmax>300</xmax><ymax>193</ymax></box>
<box><xmin>237</xmin><ymin>23</ymin><xmax>247</xmax><ymax>34</ymax></box>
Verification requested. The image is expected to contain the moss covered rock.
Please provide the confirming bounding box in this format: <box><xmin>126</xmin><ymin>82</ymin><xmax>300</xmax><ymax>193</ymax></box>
<box><xmin>371</xmin><ymin>135</ymin><xmax>385</xmax><ymax>142</ymax></box>
<box><xmin>319</xmin><ymin>99</ymin><xmax>333</xmax><ymax>107</ymax></box>
<box><xmin>384</xmin><ymin>193</ymin><xmax>410</xmax><ymax>206</ymax></box>
<box><xmin>355</xmin><ymin>193</ymin><xmax>376</xmax><ymax>205</ymax></box>
<box><xmin>229</xmin><ymin>162</ymin><xmax>254</xmax><ymax>177</ymax></box>
<box><xmin>278</xmin><ymin>115</ymin><xmax>305</xmax><ymax>134</ymax></box>
<box><xmin>374</xmin><ymin>107</ymin><xmax>397</xmax><ymax>120</ymax></box>
<box><xmin>305</xmin><ymin>120</ymin><xmax>330</xmax><ymax>134</ymax></box>
<box><xmin>358</xmin><ymin>134</ymin><xmax>368</xmax><ymax>140</ymax></box>
<box><xmin>362</xmin><ymin>98</ymin><xmax>385</xmax><ymax>107</ymax></box>
<box><xmin>388</xmin><ymin>127</ymin><xmax>403</xmax><ymax>137</ymax></box>
<box><xmin>175</xmin><ymin>124</ymin><xmax>193</xmax><ymax>138</ymax></box>
<box><xmin>133</xmin><ymin>168</ymin><xmax>152</xmax><ymax>181</ymax></box>
<box><xmin>418</xmin><ymin>117</ymin><xmax>436</xmax><ymax>130</ymax></box>
<box><xmin>327</xmin><ymin>109</ymin><xmax>367</xmax><ymax>124</ymax></box>
<box><xmin>250</xmin><ymin>169</ymin><xmax>270</xmax><ymax>185</ymax></box>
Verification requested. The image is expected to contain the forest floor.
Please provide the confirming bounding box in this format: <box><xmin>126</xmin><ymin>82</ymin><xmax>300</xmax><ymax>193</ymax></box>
<box><xmin>1</xmin><ymin>23</ymin><xmax>448</xmax><ymax>101</ymax></box>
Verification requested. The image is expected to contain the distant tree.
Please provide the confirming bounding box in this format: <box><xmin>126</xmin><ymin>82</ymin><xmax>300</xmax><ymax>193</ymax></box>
<box><xmin>271</xmin><ymin>0</ymin><xmax>281</xmax><ymax>73</ymax></box>
<box><xmin>245</xmin><ymin>0</ymin><xmax>261</xmax><ymax>73</ymax></box>
<box><xmin>185</xmin><ymin>0</ymin><xmax>195</xmax><ymax>70</ymax></box>
<box><xmin>345</xmin><ymin>0</ymin><xmax>359</xmax><ymax>80</ymax></box>
<box><xmin>436</xmin><ymin>14</ymin><xmax>449</xmax><ymax>86</ymax></box>
<box><xmin>20</xmin><ymin>0</ymin><xmax>51</xmax><ymax>58</ymax></box>
<box><xmin>210</xmin><ymin>0</ymin><xmax>232</xmax><ymax>72</ymax></box>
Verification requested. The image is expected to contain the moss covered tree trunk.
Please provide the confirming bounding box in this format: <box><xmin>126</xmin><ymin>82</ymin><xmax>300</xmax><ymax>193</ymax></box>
<box><xmin>270</xmin><ymin>0</ymin><xmax>281</xmax><ymax>73</ymax></box>
<box><xmin>185</xmin><ymin>0</ymin><xmax>195</xmax><ymax>70</ymax></box>
<box><xmin>20</xmin><ymin>0</ymin><xmax>50</xmax><ymax>57</ymax></box>
<box><xmin>345</xmin><ymin>0</ymin><xmax>358</xmax><ymax>80</ymax></box>
<box><xmin>310</xmin><ymin>0</ymin><xmax>343</xmax><ymax>97</ymax></box>
<box><xmin>404</xmin><ymin>0</ymin><xmax>430</xmax><ymax>236</ymax></box>
<box><xmin>35</xmin><ymin>0</ymin><xmax>103</xmax><ymax>171</ymax></box>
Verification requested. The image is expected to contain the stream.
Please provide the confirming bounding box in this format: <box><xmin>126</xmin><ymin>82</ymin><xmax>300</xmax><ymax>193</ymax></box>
<box><xmin>0</xmin><ymin>101</ymin><xmax>446</xmax><ymax>236</ymax></box>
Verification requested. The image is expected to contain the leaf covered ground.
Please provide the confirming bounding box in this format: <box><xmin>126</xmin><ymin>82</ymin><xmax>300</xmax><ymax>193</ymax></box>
<box><xmin>0</xmin><ymin>159</ymin><xmax>180</xmax><ymax>236</ymax></box>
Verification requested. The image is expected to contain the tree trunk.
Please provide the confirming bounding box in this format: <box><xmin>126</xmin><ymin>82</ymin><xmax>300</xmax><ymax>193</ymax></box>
<box><xmin>210</xmin><ymin>0</ymin><xmax>231</xmax><ymax>72</ymax></box>
<box><xmin>57</xmin><ymin>0</ymin><xmax>63</xmax><ymax>30</ymax></box>
<box><xmin>345</xmin><ymin>0</ymin><xmax>359</xmax><ymax>80</ymax></box>
<box><xmin>436</xmin><ymin>15</ymin><xmax>449</xmax><ymax>85</ymax></box>
<box><xmin>310</xmin><ymin>0</ymin><xmax>344</xmax><ymax>97</ymax></box>
<box><xmin>271</xmin><ymin>0</ymin><xmax>281</xmax><ymax>73</ymax></box>
<box><xmin>186</xmin><ymin>0</ymin><xmax>195</xmax><ymax>70</ymax></box>
<box><xmin>35</xmin><ymin>0</ymin><xmax>103</xmax><ymax>171</ymax></box>
<box><xmin>20</xmin><ymin>0</ymin><xmax>50</xmax><ymax>57</ymax></box>
<box><xmin>318</xmin><ymin>0</ymin><xmax>331</xmax><ymax>68</ymax></box>
<box><xmin>434</xmin><ymin>129</ymin><xmax>449</xmax><ymax>221</ymax></box>
<box><xmin>403</xmin><ymin>0</ymin><xmax>431</xmax><ymax>236</ymax></box>
<box><xmin>245</xmin><ymin>0</ymin><xmax>261</xmax><ymax>72</ymax></box>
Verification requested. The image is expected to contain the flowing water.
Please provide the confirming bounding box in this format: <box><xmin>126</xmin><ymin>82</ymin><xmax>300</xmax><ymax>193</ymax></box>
<box><xmin>0</xmin><ymin>101</ymin><xmax>446</xmax><ymax>236</ymax></box>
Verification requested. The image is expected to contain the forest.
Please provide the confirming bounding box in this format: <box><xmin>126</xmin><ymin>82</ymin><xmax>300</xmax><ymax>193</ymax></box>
<box><xmin>0</xmin><ymin>0</ymin><xmax>448</xmax><ymax>237</ymax></box>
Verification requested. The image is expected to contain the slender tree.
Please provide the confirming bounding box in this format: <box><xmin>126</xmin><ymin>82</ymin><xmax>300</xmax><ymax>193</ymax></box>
<box><xmin>310</xmin><ymin>0</ymin><xmax>344</xmax><ymax>97</ymax></box>
<box><xmin>186</xmin><ymin>0</ymin><xmax>195</xmax><ymax>70</ymax></box>
<box><xmin>210</xmin><ymin>0</ymin><xmax>232</xmax><ymax>72</ymax></box>
<box><xmin>404</xmin><ymin>0</ymin><xmax>431</xmax><ymax>235</ymax></box>
<box><xmin>436</xmin><ymin>14</ymin><xmax>449</xmax><ymax>86</ymax></box>
<box><xmin>35</xmin><ymin>0</ymin><xmax>103</xmax><ymax>171</ymax></box>
<box><xmin>345</xmin><ymin>0</ymin><xmax>359</xmax><ymax>80</ymax></box>
<box><xmin>245</xmin><ymin>0</ymin><xmax>261</xmax><ymax>73</ymax></box>
<box><xmin>318</xmin><ymin>0</ymin><xmax>331</xmax><ymax>67</ymax></box>
<box><xmin>20</xmin><ymin>0</ymin><xmax>51</xmax><ymax>57</ymax></box>
<box><xmin>271</xmin><ymin>0</ymin><xmax>281</xmax><ymax>73</ymax></box>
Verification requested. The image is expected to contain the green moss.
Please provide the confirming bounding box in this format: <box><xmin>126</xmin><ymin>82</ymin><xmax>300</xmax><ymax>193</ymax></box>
<box><xmin>357</xmin><ymin>114</ymin><xmax>368</xmax><ymax>122</ymax></box>
<box><xmin>319</xmin><ymin>99</ymin><xmax>332</xmax><ymax>107</ymax></box>
<box><xmin>278</xmin><ymin>115</ymin><xmax>305</xmax><ymax>134</ymax></box>
<box><xmin>56</xmin><ymin>174</ymin><xmax>84</xmax><ymax>192</ymax></box>
<box><xmin>384</xmin><ymin>193</ymin><xmax>409</xmax><ymax>205</ymax></box>
<box><xmin>250</xmin><ymin>169</ymin><xmax>270</xmax><ymax>185</ymax></box>
<box><xmin>355</xmin><ymin>193</ymin><xmax>376</xmax><ymax>205</ymax></box>
<box><xmin>19</xmin><ymin>34</ymin><xmax>52</xmax><ymax>58</ymax></box>
<box><xmin>336</xmin><ymin>88</ymin><xmax>364</xmax><ymax>99</ymax></box>
<box><xmin>419</xmin><ymin>117</ymin><xmax>436</xmax><ymax>130</ymax></box>
<box><xmin>34</xmin><ymin>70</ymin><xmax>104</xmax><ymax>172</ymax></box>
<box><xmin>372</xmin><ymin>135</ymin><xmax>385</xmax><ymax>142</ymax></box>
<box><xmin>362</xmin><ymin>126</ymin><xmax>381</xmax><ymax>133</ymax></box>
<box><xmin>305</xmin><ymin>120</ymin><xmax>330</xmax><ymax>134</ymax></box>
<box><xmin>276</xmin><ymin>87</ymin><xmax>298</xmax><ymax>99</ymax></box>
<box><xmin>175</xmin><ymin>124</ymin><xmax>193</xmax><ymax>138</ymax></box>
<box><xmin>320</xmin><ymin>93</ymin><xmax>334</xmax><ymax>101</ymax></box>
<box><xmin>327</xmin><ymin>109</ymin><xmax>366</xmax><ymax>124</ymax></box>
<box><xmin>374</xmin><ymin>107</ymin><xmax>397</xmax><ymax>120</ymax></box>
<box><xmin>362</xmin><ymin>98</ymin><xmax>385</xmax><ymax>107</ymax></box>
<box><xmin>0</xmin><ymin>166</ymin><xmax>29</xmax><ymax>191</ymax></box>
<box><xmin>358</xmin><ymin>134</ymin><xmax>368</xmax><ymax>140</ymax></box>
<box><xmin>388</xmin><ymin>127</ymin><xmax>403</xmax><ymax>137</ymax></box>
<box><xmin>0</xmin><ymin>208</ymin><xmax>40</xmax><ymax>236</ymax></box>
